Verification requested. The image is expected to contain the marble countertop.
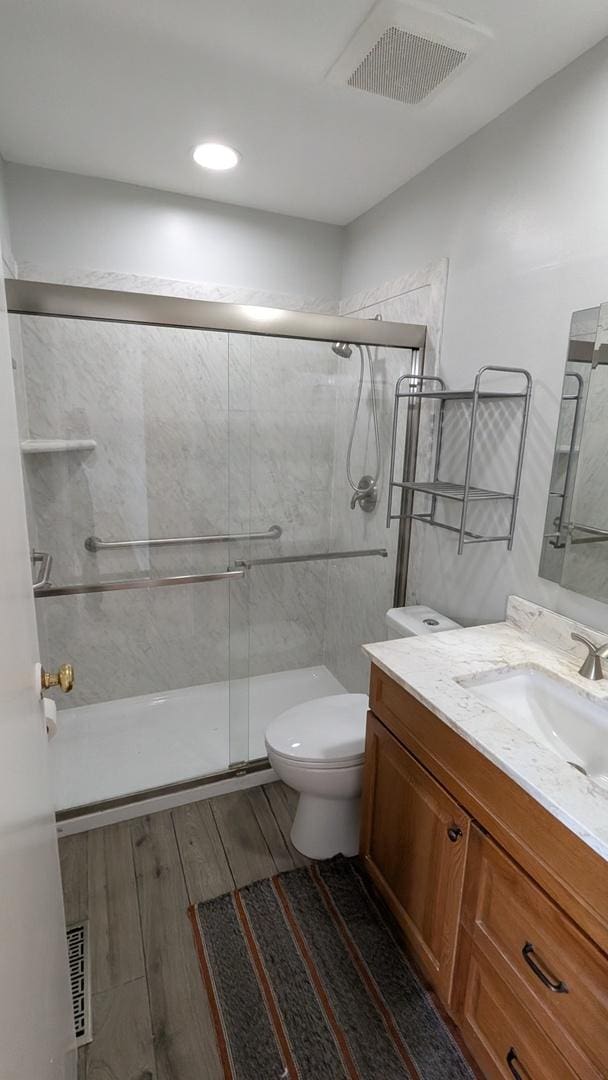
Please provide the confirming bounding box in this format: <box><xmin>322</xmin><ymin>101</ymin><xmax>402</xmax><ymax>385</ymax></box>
<box><xmin>363</xmin><ymin>596</ymin><xmax>608</xmax><ymax>861</ymax></box>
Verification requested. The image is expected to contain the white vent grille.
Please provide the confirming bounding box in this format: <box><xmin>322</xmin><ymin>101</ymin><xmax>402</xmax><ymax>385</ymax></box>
<box><xmin>347</xmin><ymin>26</ymin><xmax>468</xmax><ymax>104</ymax></box>
<box><xmin>67</xmin><ymin>921</ymin><xmax>92</xmax><ymax>1047</ymax></box>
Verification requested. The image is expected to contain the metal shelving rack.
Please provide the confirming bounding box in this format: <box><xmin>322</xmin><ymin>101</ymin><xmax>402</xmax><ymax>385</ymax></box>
<box><xmin>387</xmin><ymin>365</ymin><xmax>533</xmax><ymax>554</ymax></box>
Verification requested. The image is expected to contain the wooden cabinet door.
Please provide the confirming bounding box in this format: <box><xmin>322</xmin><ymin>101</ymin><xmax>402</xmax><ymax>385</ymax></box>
<box><xmin>360</xmin><ymin>712</ymin><xmax>470</xmax><ymax>1006</ymax></box>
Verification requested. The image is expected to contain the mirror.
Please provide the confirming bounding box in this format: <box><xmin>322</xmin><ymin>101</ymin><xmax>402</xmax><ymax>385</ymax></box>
<box><xmin>540</xmin><ymin>303</ymin><xmax>608</xmax><ymax>599</ymax></box>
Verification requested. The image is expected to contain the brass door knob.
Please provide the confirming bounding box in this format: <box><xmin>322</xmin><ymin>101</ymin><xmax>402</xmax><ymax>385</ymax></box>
<box><xmin>41</xmin><ymin>664</ymin><xmax>74</xmax><ymax>693</ymax></box>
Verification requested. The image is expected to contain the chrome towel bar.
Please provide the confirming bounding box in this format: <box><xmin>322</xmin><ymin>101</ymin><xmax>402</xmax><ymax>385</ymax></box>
<box><xmin>84</xmin><ymin>524</ymin><xmax>282</xmax><ymax>552</ymax></box>
<box><xmin>34</xmin><ymin>568</ymin><xmax>245</xmax><ymax>598</ymax></box>
<box><xmin>33</xmin><ymin>548</ymin><xmax>388</xmax><ymax>597</ymax></box>
<box><xmin>236</xmin><ymin>547</ymin><xmax>388</xmax><ymax>569</ymax></box>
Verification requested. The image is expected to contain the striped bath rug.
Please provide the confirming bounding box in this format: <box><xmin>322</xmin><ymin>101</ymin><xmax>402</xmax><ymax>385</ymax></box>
<box><xmin>188</xmin><ymin>856</ymin><xmax>475</xmax><ymax>1079</ymax></box>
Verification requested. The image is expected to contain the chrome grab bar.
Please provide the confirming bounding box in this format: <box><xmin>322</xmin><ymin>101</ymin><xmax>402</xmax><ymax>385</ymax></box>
<box><xmin>84</xmin><ymin>524</ymin><xmax>282</xmax><ymax>552</ymax></box>
<box><xmin>237</xmin><ymin>547</ymin><xmax>388</xmax><ymax>569</ymax></box>
<box><xmin>34</xmin><ymin>568</ymin><xmax>245</xmax><ymax>598</ymax></box>
<box><xmin>32</xmin><ymin>550</ymin><xmax>53</xmax><ymax>592</ymax></box>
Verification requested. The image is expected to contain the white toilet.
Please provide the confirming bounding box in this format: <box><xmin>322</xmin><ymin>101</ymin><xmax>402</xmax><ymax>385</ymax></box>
<box><xmin>265</xmin><ymin>605</ymin><xmax>461</xmax><ymax>859</ymax></box>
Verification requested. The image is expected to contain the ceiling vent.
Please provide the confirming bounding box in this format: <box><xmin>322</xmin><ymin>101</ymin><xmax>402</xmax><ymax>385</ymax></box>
<box><xmin>327</xmin><ymin>0</ymin><xmax>492</xmax><ymax>106</ymax></box>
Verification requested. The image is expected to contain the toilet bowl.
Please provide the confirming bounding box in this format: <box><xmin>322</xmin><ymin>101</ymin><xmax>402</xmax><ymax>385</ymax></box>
<box><xmin>265</xmin><ymin>694</ymin><xmax>368</xmax><ymax>859</ymax></box>
<box><xmin>265</xmin><ymin>606</ymin><xmax>461</xmax><ymax>860</ymax></box>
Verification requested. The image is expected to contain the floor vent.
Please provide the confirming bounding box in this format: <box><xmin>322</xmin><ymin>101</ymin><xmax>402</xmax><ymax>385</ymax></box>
<box><xmin>67</xmin><ymin>921</ymin><xmax>92</xmax><ymax>1047</ymax></box>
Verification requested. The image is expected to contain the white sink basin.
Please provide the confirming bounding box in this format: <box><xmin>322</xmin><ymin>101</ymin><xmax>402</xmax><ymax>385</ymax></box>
<box><xmin>465</xmin><ymin>668</ymin><xmax>608</xmax><ymax>788</ymax></box>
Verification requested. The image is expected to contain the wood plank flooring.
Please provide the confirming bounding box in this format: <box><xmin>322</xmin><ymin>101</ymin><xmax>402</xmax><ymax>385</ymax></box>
<box><xmin>59</xmin><ymin>782</ymin><xmax>303</xmax><ymax>1080</ymax></box>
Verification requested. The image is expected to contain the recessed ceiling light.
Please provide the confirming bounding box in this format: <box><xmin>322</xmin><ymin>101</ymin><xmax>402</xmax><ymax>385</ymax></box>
<box><xmin>192</xmin><ymin>142</ymin><xmax>240</xmax><ymax>171</ymax></box>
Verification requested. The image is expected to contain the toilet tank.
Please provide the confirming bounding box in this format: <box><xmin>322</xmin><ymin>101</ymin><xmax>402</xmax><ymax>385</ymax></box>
<box><xmin>385</xmin><ymin>605</ymin><xmax>461</xmax><ymax>638</ymax></box>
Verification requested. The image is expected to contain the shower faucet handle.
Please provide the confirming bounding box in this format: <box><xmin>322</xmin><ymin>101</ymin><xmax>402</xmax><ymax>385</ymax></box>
<box><xmin>350</xmin><ymin>476</ymin><xmax>378</xmax><ymax>513</ymax></box>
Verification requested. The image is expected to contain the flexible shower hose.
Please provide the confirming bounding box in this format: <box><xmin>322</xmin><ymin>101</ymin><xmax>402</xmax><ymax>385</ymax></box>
<box><xmin>346</xmin><ymin>343</ymin><xmax>382</xmax><ymax>495</ymax></box>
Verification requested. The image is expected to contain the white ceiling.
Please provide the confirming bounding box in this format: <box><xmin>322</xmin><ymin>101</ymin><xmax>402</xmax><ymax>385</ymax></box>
<box><xmin>0</xmin><ymin>0</ymin><xmax>607</xmax><ymax>225</ymax></box>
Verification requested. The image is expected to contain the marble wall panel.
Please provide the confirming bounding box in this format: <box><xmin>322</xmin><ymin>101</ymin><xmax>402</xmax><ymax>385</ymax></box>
<box><xmin>16</xmin><ymin>261</ymin><xmax>339</xmax><ymax>315</ymax></box>
<box><xmin>323</xmin><ymin>261</ymin><xmax>448</xmax><ymax>691</ymax></box>
<box><xmin>226</xmin><ymin>333</ymin><xmax>337</xmax><ymax>677</ymax></box>
<box><xmin>36</xmin><ymin>581</ymin><xmax>230</xmax><ymax>708</ymax></box>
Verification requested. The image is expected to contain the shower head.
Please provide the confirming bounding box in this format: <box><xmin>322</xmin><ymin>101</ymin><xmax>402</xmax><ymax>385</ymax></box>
<box><xmin>332</xmin><ymin>340</ymin><xmax>353</xmax><ymax>359</ymax></box>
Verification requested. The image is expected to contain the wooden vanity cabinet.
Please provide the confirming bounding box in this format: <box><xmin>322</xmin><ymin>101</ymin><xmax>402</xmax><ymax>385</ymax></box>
<box><xmin>361</xmin><ymin>664</ymin><xmax>608</xmax><ymax>1080</ymax></box>
<box><xmin>360</xmin><ymin>713</ymin><xmax>470</xmax><ymax>1005</ymax></box>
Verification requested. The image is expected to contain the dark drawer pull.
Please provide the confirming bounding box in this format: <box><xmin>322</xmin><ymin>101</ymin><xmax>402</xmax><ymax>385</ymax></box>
<box><xmin>506</xmin><ymin>1047</ymin><xmax>524</xmax><ymax>1079</ymax></box>
<box><xmin>447</xmin><ymin>825</ymin><xmax>463</xmax><ymax>842</ymax></box>
<box><xmin>522</xmin><ymin>942</ymin><xmax>568</xmax><ymax>993</ymax></box>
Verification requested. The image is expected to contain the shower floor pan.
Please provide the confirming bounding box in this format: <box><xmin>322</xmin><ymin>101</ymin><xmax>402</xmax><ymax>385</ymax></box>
<box><xmin>50</xmin><ymin>665</ymin><xmax>345</xmax><ymax>812</ymax></box>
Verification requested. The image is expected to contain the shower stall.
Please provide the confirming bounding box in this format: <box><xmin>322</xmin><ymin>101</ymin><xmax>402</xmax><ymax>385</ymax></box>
<box><xmin>7</xmin><ymin>280</ymin><xmax>425</xmax><ymax>818</ymax></box>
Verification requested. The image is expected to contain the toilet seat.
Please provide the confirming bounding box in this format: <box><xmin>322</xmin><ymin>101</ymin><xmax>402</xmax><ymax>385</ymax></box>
<box><xmin>265</xmin><ymin>693</ymin><xmax>368</xmax><ymax>769</ymax></box>
<box><xmin>268</xmin><ymin>746</ymin><xmax>363</xmax><ymax>770</ymax></box>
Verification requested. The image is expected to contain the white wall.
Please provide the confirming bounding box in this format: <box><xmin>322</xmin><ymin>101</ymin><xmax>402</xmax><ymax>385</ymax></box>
<box><xmin>342</xmin><ymin>34</ymin><xmax>608</xmax><ymax>634</ymax></box>
<box><xmin>0</xmin><ymin>157</ymin><xmax>14</xmax><ymax>272</ymax></box>
<box><xmin>4</xmin><ymin>164</ymin><xmax>343</xmax><ymax>303</ymax></box>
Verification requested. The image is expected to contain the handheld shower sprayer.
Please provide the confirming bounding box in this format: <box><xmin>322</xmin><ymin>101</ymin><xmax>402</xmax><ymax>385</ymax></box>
<box><xmin>331</xmin><ymin>315</ymin><xmax>382</xmax><ymax>513</ymax></box>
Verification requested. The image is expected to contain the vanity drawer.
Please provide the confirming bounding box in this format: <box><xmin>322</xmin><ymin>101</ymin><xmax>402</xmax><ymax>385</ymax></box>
<box><xmin>462</xmin><ymin>827</ymin><xmax>608</xmax><ymax>1079</ymax></box>
<box><xmin>460</xmin><ymin>945</ymin><xmax>576</xmax><ymax>1080</ymax></box>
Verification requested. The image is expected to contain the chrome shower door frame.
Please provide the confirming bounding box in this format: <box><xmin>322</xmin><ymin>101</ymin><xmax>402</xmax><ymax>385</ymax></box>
<box><xmin>6</xmin><ymin>279</ymin><xmax>425</xmax><ymax>348</ymax></box>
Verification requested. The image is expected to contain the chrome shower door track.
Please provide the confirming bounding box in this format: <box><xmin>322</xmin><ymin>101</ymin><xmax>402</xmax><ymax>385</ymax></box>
<box><xmin>5</xmin><ymin>279</ymin><xmax>426</xmax><ymax>349</ymax></box>
<box><xmin>55</xmin><ymin>758</ymin><xmax>272</xmax><ymax>823</ymax></box>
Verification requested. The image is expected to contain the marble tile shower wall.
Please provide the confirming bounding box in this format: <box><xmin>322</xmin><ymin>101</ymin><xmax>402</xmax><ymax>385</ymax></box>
<box><xmin>15</xmin><ymin>260</ymin><xmax>447</xmax><ymax>715</ymax></box>
<box><xmin>323</xmin><ymin>262</ymin><xmax>448</xmax><ymax>692</ymax></box>
<box><xmin>20</xmin><ymin>315</ymin><xmax>338</xmax><ymax>707</ymax></box>
<box><xmin>227</xmin><ymin>333</ymin><xmax>338</xmax><ymax>677</ymax></box>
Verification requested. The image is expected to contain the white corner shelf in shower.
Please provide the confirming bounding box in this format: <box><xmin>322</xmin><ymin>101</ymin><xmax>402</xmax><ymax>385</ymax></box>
<box><xmin>20</xmin><ymin>438</ymin><xmax>97</xmax><ymax>454</ymax></box>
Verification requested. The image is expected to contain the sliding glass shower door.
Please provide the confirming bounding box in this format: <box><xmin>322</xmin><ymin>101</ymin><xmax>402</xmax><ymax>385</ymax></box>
<box><xmin>14</xmin><ymin>312</ymin><xmax>248</xmax><ymax>810</ymax></box>
<box><xmin>8</xmin><ymin>278</ymin><xmax>423</xmax><ymax>813</ymax></box>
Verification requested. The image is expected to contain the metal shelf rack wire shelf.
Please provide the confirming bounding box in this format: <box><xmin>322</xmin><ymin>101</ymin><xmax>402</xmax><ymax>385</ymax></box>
<box><xmin>386</xmin><ymin>366</ymin><xmax>532</xmax><ymax>554</ymax></box>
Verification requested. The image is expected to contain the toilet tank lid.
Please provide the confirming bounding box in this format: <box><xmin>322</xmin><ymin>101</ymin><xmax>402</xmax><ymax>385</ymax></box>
<box><xmin>265</xmin><ymin>693</ymin><xmax>368</xmax><ymax>765</ymax></box>
<box><xmin>386</xmin><ymin>605</ymin><xmax>462</xmax><ymax>636</ymax></box>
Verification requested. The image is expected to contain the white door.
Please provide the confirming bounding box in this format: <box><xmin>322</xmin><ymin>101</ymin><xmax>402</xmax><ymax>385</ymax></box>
<box><xmin>0</xmin><ymin>259</ymin><xmax>75</xmax><ymax>1073</ymax></box>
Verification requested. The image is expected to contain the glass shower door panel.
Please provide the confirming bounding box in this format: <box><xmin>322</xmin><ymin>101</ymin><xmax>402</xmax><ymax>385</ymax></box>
<box><xmin>14</xmin><ymin>313</ymin><xmax>238</xmax><ymax>810</ymax></box>
<box><xmin>227</xmin><ymin>332</ymin><xmax>338</xmax><ymax>764</ymax></box>
<box><xmin>226</xmin><ymin>331</ymin><xmax>251</xmax><ymax>767</ymax></box>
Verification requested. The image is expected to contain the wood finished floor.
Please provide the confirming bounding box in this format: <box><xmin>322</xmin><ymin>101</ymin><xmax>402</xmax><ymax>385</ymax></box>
<box><xmin>59</xmin><ymin>781</ymin><xmax>305</xmax><ymax>1080</ymax></box>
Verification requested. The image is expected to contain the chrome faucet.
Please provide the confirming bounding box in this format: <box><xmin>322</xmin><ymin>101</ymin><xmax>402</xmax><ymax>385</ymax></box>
<box><xmin>571</xmin><ymin>632</ymin><xmax>608</xmax><ymax>680</ymax></box>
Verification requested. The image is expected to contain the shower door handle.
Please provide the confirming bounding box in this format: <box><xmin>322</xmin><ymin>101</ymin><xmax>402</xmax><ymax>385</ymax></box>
<box><xmin>32</xmin><ymin>550</ymin><xmax>53</xmax><ymax>591</ymax></box>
